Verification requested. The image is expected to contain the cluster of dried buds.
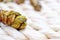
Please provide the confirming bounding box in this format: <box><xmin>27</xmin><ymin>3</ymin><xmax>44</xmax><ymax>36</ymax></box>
<box><xmin>0</xmin><ymin>10</ymin><xmax>27</xmax><ymax>30</ymax></box>
<box><xmin>30</xmin><ymin>0</ymin><xmax>41</xmax><ymax>11</ymax></box>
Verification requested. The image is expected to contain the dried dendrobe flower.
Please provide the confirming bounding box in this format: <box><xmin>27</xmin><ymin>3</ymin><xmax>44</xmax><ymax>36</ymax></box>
<box><xmin>0</xmin><ymin>10</ymin><xmax>27</xmax><ymax>30</ymax></box>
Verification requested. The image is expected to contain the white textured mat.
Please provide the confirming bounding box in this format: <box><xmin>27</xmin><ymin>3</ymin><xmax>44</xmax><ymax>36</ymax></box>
<box><xmin>0</xmin><ymin>0</ymin><xmax>60</xmax><ymax>40</ymax></box>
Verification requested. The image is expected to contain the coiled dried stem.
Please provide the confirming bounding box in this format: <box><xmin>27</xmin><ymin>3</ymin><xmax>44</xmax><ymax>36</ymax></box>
<box><xmin>0</xmin><ymin>10</ymin><xmax>27</xmax><ymax>30</ymax></box>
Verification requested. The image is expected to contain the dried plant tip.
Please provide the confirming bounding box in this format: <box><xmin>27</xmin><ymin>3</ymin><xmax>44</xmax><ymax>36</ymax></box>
<box><xmin>30</xmin><ymin>0</ymin><xmax>41</xmax><ymax>11</ymax></box>
<box><xmin>34</xmin><ymin>5</ymin><xmax>41</xmax><ymax>11</ymax></box>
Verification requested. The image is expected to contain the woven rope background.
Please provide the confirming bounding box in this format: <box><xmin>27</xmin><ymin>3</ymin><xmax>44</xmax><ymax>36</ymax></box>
<box><xmin>0</xmin><ymin>0</ymin><xmax>60</xmax><ymax>40</ymax></box>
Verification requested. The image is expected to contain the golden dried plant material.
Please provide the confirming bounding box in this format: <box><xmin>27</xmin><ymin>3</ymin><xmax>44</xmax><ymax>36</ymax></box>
<box><xmin>8</xmin><ymin>10</ymin><xmax>21</xmax><ymax>16</ymax></box>
<box><xmin>34</xmin><ymin>5</ymin><xmax>41</xmax><ymax>11</ymax></box>
<box><xmin>0</xmin><ymin>0</ymin><xmax>3</xmax><ymax>2</ymax></box>
<box><xmin>2</xmin><ymin>11</ymin><xmax>15</xmax><ymax>24</ymax></box>
<box><xmin>0</xmin><ymin>10</ymin><xmax>27</xmax><ymax>30</ymax></box>
<box><xmin>2</xmin><ymin>10</ymin><xmax>21</xmax><ymax>24</ymax></box>
<box><xmin>14</xmin><ymin>0</ymin><xmax>25</xmax><ymax>4</ymax></box>
<box><xmin>11</xmin><ymin>16</ymin><xmax>27</xmax><ymax>29</ymax></box>
<box><xmin>19</xmin><ymin>22</ymin><xmax>26</xmax><ymax>30</ymax></box>
<box><xmin>0</xmin><ymin>10</ymin><xmax>3</xmax><ymax>22</ymax></box>
<box><xmin>7</xmin><ymin>14</ymin><xmax>15</xmax><ymax>25</ymax></box>
<box><xmin>11</xmin><ymin>21</ymin><xmax>21</xmax><ymax>29</ymax></box>
<box><xmin>30</xmin><ymin>0</ymin><xmax>41</xmax><ymax>11</ymax></box>
<box><xmin>0</xmin><ymin>10</ymin><xmax>7</xmax><ymax>22</ymax></box>
<box><xmin>2</xmin><ymin>14</ymin><xmax>7</xmax><ymax>24</ymax></box>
